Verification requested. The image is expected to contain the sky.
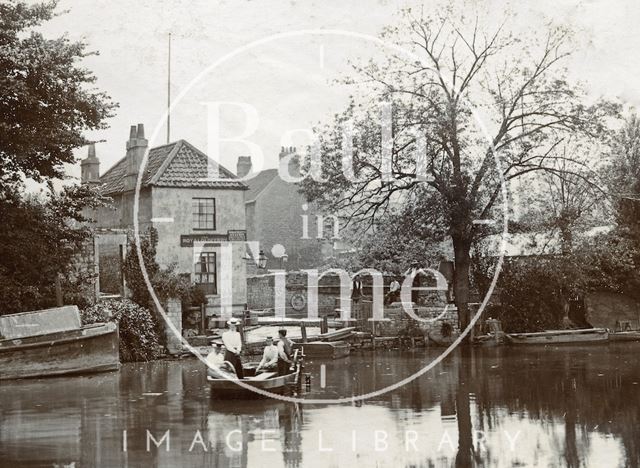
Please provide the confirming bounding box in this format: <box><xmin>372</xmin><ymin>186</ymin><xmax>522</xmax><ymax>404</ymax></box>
<box><xmin>30</xmin><ymin>0</ymin><xmax>640</xmax><ymax>182</ymax></box>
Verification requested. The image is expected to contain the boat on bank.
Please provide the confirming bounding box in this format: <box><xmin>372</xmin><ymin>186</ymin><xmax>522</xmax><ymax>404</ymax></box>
<box><xmin>506</xmin><ymin>328</ymin><xmax>609</xmax><ymax>345</ymax></box>
<box><xmin>0</xmin><ymin>306</ymin><xmax>120</xmax><ymax>380</ymax></box>
<box><xmin>294</xmin><ymin>340</ymin><xmax>350</xmax><ymax>359</ymax></box>
<box><xmin>207</xmin><ymin>350</ymin><xmax>302</xmax><ymax>398</ymax></box>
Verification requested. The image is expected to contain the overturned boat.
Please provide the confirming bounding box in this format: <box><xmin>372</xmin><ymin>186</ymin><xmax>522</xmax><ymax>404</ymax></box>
<box><xmin>0</xmin><ymin>306</ymin><xmax>120</xmax><ymax>380</ymax></box>
<box><xmin>506</xmin><ymin>328</ymin><xmax>609</xmax><ymax>345</ymax></box>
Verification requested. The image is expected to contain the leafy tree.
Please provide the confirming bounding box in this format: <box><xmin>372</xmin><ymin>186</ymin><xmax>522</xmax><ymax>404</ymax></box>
<box><xmin>0</xmin><ymin>0</ymin><xmax>116</xmax><ymax>312</ymax></box>
<box><xmin>299</xmin><ymin>7</ymin><xmax>616</xmax><ymax>331</ymax></box>
<box><xmin>0</xmin><ymin>184</ymin><xmax>108</xmax><ymax>314</ymax></box>
<box><xmin>0</xmin><ymin>0</ymin><xmax>116</xmax><ymax>188</ymax></box>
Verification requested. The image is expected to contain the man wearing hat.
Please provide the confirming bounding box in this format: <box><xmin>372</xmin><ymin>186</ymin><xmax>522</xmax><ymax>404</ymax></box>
<box><xmin>222</xmin><ymin>318</ymin><xmax>244</xmax><ymax>378</ymax></box>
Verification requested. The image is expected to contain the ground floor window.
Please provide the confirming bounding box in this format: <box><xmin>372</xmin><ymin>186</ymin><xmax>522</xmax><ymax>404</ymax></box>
<box><xmin>194</xmin><ymin>252</ymin><xmax>216</xmax><ymax>295</ymax></box>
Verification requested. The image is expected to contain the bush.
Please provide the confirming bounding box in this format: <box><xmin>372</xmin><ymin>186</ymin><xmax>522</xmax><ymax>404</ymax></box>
<box><xmin>81</xmin><ymin>299</ymin><xmax>162</xmax><ymax>362</ymax></box>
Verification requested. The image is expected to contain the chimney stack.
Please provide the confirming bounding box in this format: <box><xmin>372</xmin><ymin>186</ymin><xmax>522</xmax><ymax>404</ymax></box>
<box><xmin>124</xmin><ymin>123</ymin><xmax>148</xmax><ymax>191</ymax></box>
<box><xmin>236</xmin><ymin>156</ymin><xmax>252</xmax><ymax>178</ymax></box>
<box><xmin>80</xmin><ymin>143</ymin><xmax>100</xmax><ymax>185</ymax></box>
<box><xmin>278</xmin><ymin>146</ymin><xmax>300</xmax><ymax>177</ymax></box>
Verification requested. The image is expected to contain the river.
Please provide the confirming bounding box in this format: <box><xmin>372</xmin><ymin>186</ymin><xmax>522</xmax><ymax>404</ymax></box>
<box><xmin>1</xmin><ymin>343</ymin><xmax>639</xmax><ymax>467</ymax></box>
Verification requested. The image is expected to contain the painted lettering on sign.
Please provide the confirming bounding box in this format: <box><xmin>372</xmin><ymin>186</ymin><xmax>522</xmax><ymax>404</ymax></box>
<box><xmin>227</xmin><ymin>230</ymin><xmax>247</xmax><ymax>242</ymax></box>
<box><xmin>180</xmin><ymin>234</ymin><xmax>227</xmax><ymax>247</ymax></box>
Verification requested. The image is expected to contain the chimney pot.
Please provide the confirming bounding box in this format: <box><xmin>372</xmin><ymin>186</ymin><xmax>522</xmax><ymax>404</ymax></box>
<box><xmin>137</xmin><ymin>123</ymin><xmax>145</xmax><ymax>139</ymax></box>
<box><xmin>81</xmin><ymin>143</ymin><xmax>100</xmax><ymax>184</ymax></box>
<box><xmin>129</xmin><ymin>125</ymin><xmax>137</xmax><ymax>139</ymax></box>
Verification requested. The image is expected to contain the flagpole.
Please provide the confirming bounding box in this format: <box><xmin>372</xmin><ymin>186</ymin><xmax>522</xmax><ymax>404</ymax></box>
<box><xmin>167</xmin><ymin>32</ymin><xmax>171</xmax><ymax>144</ymax></box>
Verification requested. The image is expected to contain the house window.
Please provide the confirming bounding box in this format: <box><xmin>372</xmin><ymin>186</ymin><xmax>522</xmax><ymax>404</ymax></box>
<box><xmin>194</xmin><ymin>252</ymin><xmax>216</xmax><ymax>295</ymax></box>
<box><xmin>192</xmin><ymin>198</ymin><xmax>216</xmax><ymax>230</ymax></box>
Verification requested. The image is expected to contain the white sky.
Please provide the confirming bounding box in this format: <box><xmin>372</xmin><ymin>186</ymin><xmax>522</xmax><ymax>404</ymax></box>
<box><xmin>30</xmin><ymin>0</ymin><xmax>640</xmax><ymax>181</ymax></box>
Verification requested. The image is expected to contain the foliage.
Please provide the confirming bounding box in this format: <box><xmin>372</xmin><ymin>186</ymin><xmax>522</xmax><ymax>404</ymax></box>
<box><xmin>605</xmin><ymin>113</ymin><xmax>640</xmax><ymax>243</ymax></box>
<box><xmin>122</xmin><ymin>228</ymin><xmax>194</xmax><ymax>309</ymax></box>
<box><xmin>81</xmin><ymin>299</ymin><xmax>161</xmax><ymax>362</ymax></box>
<box><xmin>0</xmin><ymin>0</ymin><xmax>116</xmax><ymax>188</ymax></box>
<box><xmin>473</xmin><ymin>231</ymin><xmax>640</xmax><ymax>332</ymax></box>
<box><xmin>0</xmin><ymin>1</ymin><xmax>115</xmax><ymax>314</ymax></box>
<box><xmin>0</xmin><ymin>184</ymin><xmax>109</xmax><ymax>314</ymax></box>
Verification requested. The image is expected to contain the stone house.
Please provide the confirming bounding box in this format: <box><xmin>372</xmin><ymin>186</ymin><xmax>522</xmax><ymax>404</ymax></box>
<box><xmin>81</xmin><ymin>123</ymin><xmax>248</xmax><ymax>317</ymax></box>
<box><xmin>240</xmin><ymin>147</ymin><xmax>349</xmax><ymax>272</ymax></box>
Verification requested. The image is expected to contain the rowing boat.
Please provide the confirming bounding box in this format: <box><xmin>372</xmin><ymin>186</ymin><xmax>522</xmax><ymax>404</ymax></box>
<box><xmin>609</xmin><ymin>331</ymin><xmax>640</xmax><ymax>342</ymax></box>
<box><xmin>506</xmin><ymin>328</ymin><xmax>609</xmax><ymax>345</ymax></box>
<box><xmin>207</xmin><ymin>350</ymin><xmax>302</xmax><ymax>398</ymax></box>
<box><xmin>318</xmin><ymin>327</ymin><xmax>356</xmax><ymax>342</ymax></box>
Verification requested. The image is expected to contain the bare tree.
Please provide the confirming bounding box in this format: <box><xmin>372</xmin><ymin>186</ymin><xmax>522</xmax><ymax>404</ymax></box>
<box><xmin>300</xmin><ymin>7</ymin><xmax>616</xmax><ymax>332</ymax></box>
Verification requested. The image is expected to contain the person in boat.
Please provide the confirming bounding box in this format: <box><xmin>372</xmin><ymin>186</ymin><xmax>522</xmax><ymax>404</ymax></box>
<box><xmin>206</xmin><ymin>343</ymin><xmax>225</xmax><ymax>368</ymax></box>
<box><xmin>256</xmin><ymin>336</ymin><xmax>278</xmax><ymax>374</ymax></box>
<box><xmin>221</xmin><ymin>318</ymin><xmax>244</xmax><ymax>379</ymax></box>
<box><xmin>276</xmin><ymin>329</ymin><xmax>294</xmax><ymax>376</ymax></box>
<box><xmin>206</xmin><ymin>343</ymin><xmax>238</xmax><ymax>378</ymax></box>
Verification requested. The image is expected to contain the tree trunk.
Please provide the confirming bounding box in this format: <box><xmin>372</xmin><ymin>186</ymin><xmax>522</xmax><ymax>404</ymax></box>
<box><xmin>453</xmin><ymin>237</ymin><xmax>472</xmax><ymax>341</ymax></box>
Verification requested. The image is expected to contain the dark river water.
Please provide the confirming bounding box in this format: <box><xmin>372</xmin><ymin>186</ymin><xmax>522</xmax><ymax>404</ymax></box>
<box><xmin>1</xmin><ymin>343</ymin><xmax>640</xmax><ymax>467</ymax></box>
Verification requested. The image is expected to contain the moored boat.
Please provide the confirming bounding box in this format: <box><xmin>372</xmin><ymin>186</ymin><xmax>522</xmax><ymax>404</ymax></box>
<box><xmin>318</xmin><ymin>327</ymin><xmax>356</xmax><ymax>342</ymax></box>
<box><xmin>294</xmin><ymin>340</ymin><xmax>351</xmax><ymax>359</ymax></box>
<box><xmin>0</xmin><ymin>306</ymin><xmax>120</xmax><ymax>380</ymax></box>
<box><xmin>506</xmin><ymin>328</ymin><xmax>609</xmax><ymax>345</ymax></box>
<box><xmin>609</xmin><ymin>331</ymin><xmax>640</xmax><ymax>342</ymax></box>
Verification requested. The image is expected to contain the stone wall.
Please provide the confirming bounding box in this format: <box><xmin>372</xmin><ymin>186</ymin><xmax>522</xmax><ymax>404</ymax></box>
<box><xmin>368</xmin><ymin>302</ymin><xmax>460</xmax><ymax>337</ymax></box>
<box><xmin>247</xmin><ymin>270</ymin><xmax>454</xmax><ymax>326</ymax></box>
<box><xmin>247</xmin><ymin>271</ymin><xmax>340</xmax><ymax>317</ymax></box>
<box><xmin>164</xmin><ymin>298</ymin><xmax>183</xmax><ymax>355</ymax></box>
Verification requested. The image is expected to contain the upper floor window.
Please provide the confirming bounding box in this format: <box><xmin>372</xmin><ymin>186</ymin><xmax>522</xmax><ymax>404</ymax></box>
<box><xmin>192</xmin><ymin>198</ymin><xmax>216</xmax><ymax>230</ymax></box>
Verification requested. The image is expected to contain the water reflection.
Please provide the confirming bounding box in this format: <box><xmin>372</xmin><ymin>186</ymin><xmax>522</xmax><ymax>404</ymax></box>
<box><xmin>1</xmin><ymin>344</ymin><xmax>639</xmax><ymax>467</ymax></box>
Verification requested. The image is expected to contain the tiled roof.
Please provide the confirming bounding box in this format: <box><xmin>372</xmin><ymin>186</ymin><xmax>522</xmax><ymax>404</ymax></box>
<box><xmin>98</xmin><ymin>140</ymin><xmax>247</xmax><ymax>194</ymax></box>
<box><xmin>245</xmin><ymin>168</ymin><xmax>278</xmax><ymax>202</ymax></box>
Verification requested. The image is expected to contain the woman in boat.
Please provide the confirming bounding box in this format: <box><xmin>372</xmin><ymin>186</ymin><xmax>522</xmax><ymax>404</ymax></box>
<box><xmin>222</xmin><ymin>318</ymin><xmax>244</xmax><ymax>378</ymax></box>
<box><xmin>256</xmin><ymin>336</ymin><xmax>278</xmax><ymax>374</ymax></box>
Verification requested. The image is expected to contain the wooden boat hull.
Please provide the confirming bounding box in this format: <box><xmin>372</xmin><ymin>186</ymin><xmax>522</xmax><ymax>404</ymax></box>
<box><xmin>294</xmin><ymin>341</ymin><xmax>351</xmax><ymax>359</ymax></box>
<box><xmin>318</xmin><ymin>327</ymin><xmax>356</xmax><ymax>342</ymax></box>
<box><xmin>506</xmin><ymin>328</ymin><xmax>609</xmax><ymax>345</ymax></box>
<box><xmin>0</xmin><ymin>322</ymin><xmax>120</xmax><ymax>380</ymax></box>
<box><xmin>610</xmin><ymin>331</ymin><xmax>640</xmax><ymax>341</ymax></box>
<box><xmin>208</xmin><ymin>365</ymin><xmax>301</xmax><ymax>399</ymax></box>
<box><xmin>473</xmin><ymin>334</ymin><xmax>506</xmax><ymax>347</ymax></box>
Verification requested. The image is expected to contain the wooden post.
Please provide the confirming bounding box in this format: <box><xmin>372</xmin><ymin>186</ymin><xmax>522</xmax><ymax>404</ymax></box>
<box><xmin>321</xmin><ymin>316</ymin><xmax>328</xmax><ymax>334</ymax></box>
<box><xmin>300</xmin><ymin>321</ymin><xmax>308</xmax><ymax>343</ymax></box>
<box><xmin>55</xmin><ymin>273</ymin><xmax>63</xmax><ymax>307</ymax></box>
<box><xmin>200</xmin><ymin>303</ymin><xmax>206</xmax><ymax>335</ymax></box>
